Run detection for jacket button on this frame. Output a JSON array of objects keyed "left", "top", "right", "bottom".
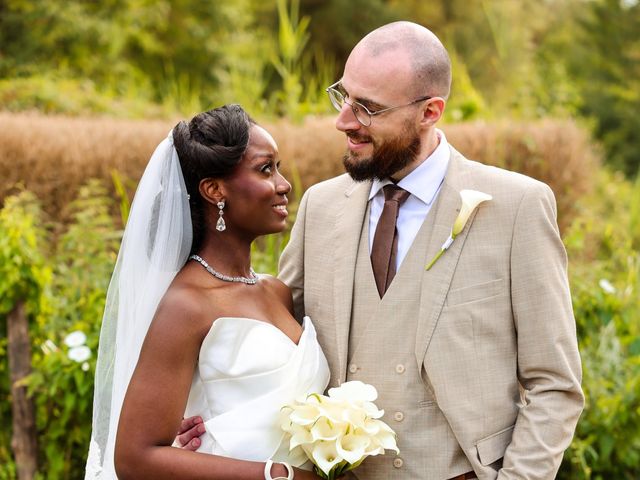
[
  {"left": 395, "top": 364, "right": 405, "bottom": 374},
  {"left": 393, "top": 457, "right": 404, "bottom": 468},
  {"left": 394, "top": 411, "right": 404, "bottom": 422},
  {"left": 348, "top": 364, "right": 358, "bottom": 374}
]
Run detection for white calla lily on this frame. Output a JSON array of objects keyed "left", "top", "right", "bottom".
[
  {"left": 289, "top": 424, "right": 314, "bottom": 450},
  {"left": 342, "top": 408, "right": 368, "bottom": 428},
  {"left": 289, "top": 403, "right": 321, "bottom": 426},
  {"left": 426, "top": 189, "right": 492, "bottom": 270},
  {"left": 317, "top": 398, "right": 351, "bottom": 423},
  {"left": 328, "top": 381, "right": 378, "bottom": 403},
  {"left": 454, "top": 190, "right": 493, "bottom": 235},
  {"left": 371, "top": 424, "right": 399, "bottom": 454},
  {"left": 359, "top": 417, "right": 383, "bottom": 436},
  {"left": 360, "top": 401, "right": 384, "bottom": 419},
  {"left": 310, "top": 416, "right": 344, "bottom": 442},
  {"left": 336, "top": 431, "right": 371, "bottom": 464},
  {"left": 363, "top": 442, "right": 385, "bottom": 456},
  {"left": 311, "top": 441, "right": 344, "bottom": 476}
]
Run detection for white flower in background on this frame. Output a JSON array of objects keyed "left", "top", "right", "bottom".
[
  {"left": 68, "top": 345, "right": 91, "bottom": 363},
  {"left": 599, "top": 279, "right": 616, "bottom": 294},
  {"left": 41, "top": 339, "right": 59, "bottom": 355},
  {"left": 64, "top": 330, "right": 87, "bottom": 348},
  {"left": 82, "top": 362, "right": 90, "bottom": 372},
  {"left": 281, "top": 381, "right": 399, "bottom": 479}
]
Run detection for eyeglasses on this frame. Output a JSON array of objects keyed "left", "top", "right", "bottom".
[{"left": 326, "top": 81, "right": 431, "bottom": 127}]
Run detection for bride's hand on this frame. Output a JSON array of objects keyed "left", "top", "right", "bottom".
[{"left": 174, "top": 415, "right": 205, "bottom": 451}]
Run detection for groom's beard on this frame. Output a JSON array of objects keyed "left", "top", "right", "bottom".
[{"left": 342, "top": 124, "right": 421, "bottom": 182}]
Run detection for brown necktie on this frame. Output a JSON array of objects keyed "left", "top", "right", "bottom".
[{"left": 371, "top": 185, "right": 411, "bottom": 298}]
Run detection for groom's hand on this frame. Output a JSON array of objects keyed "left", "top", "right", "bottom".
[{"left": 174, "top": 416, "right": 204, "bottom": 451}]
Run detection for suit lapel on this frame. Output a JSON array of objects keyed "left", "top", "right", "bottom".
[
  {"left": 414, "top": 149, "right": 476, "bottom": 365},
  {"left": 333, "top": 180, "right": 371, "bottom": 383}
]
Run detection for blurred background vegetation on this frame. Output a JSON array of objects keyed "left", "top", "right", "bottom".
[
  {"left": 1, "top": 0, "right": 639, "bottom": 175},
  {"left": 0, "top": 0, "right": 639, "bottom": 478}
]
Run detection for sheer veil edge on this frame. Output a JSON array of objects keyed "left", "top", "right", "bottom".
[{"left": 85, "top": 132, "right": 192, "bottom": 478}]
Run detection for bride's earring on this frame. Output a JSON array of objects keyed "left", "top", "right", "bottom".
[{"left": 216, "top": 200, "right": 226, "bottom": 232}]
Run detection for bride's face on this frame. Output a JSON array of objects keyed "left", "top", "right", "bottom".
[{"left": 220, "top": 125, "right": 291, "bottom": 237}]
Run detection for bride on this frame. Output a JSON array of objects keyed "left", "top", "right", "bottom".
[{"left": 86, "top": 105, "right": 329, "bottom": 479}]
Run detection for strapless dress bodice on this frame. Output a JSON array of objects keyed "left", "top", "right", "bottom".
[{"left": 184, "top": 316, "right": 329, "bottom": 465}]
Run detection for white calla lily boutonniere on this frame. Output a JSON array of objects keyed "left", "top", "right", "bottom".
[{"left": 425, "top": 189, "right": 492, "bottom": 270}]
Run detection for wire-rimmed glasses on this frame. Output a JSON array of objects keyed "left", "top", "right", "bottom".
[{"left": 325, "top": 81, "right": 431, "bottom": 126}]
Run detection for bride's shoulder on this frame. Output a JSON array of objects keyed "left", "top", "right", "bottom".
[
  {"left": 155, "top": 281, "right": 217, "bottom": 333},
  {"left": 257, "top": 274, "right": 290, "bottom": 294},
  {"left": 257, "top": 274, "right": 294, "bottom": 313}
]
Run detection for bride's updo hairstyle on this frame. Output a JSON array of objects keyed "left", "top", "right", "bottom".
[{"left": 172, "top": 104, "right": 256, "bottom": 253}]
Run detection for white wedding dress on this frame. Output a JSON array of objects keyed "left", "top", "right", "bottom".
[{"left": 183, "top": 316, "right": 329, "bottom": 466}]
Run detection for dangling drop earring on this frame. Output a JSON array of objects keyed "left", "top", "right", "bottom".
[{"left": 216, "top": 200, "right": 226, "bottom": 232}]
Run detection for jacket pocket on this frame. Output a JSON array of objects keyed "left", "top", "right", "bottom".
[
  {"left": 475, "top": 424, "right": 514, "bottom": 466},
  {"left": 445, "top": 278, "right": 504, "bottom": 307}
]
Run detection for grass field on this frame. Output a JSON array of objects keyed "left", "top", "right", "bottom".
[{"left": 0, "top": 112, "right": 597, "bottom": 232}]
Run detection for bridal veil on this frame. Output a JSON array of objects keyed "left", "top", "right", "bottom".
[{"left": 85, "top": 132, "right": 192, "bottom": 478}]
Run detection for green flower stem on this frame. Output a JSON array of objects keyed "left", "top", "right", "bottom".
[
  {"left": 425, "top": 233, "right": 456, "bottom": 270},
  {"left": 425, "top": 249, "right": 444, "bottom": 270}
]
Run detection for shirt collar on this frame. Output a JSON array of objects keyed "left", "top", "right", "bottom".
[{"left": 369, "top": 128, "right": 450, "bottom": 205}]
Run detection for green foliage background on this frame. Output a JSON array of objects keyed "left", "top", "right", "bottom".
[
  {"left": 1, "top": 0, "right": 639, "bottom": 174},
  {"left": 1, "top": 0, "right": 639, "bottom": 478}
]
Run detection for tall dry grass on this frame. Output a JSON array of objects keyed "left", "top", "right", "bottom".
[{"left": 0, "top": 112, "right": 597, "bottom": 231}]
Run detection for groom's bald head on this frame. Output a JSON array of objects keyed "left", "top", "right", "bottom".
[{"left": 352, "top": 21, "right": 452, "bottom": 99}]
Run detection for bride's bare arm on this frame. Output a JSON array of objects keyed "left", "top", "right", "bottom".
[{"left": 114, "top": 286, "right": 317, "bottom": 479}]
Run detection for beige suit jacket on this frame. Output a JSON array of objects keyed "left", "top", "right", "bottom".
[{"left": 279, "top": 147, "right": 584, "bottom": 479}]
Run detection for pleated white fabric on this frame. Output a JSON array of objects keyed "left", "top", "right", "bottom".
[{"left": 184, "top": 316, "right": 329, "bottom": 466}]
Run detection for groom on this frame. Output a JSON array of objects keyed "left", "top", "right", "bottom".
[
  {"left": 183, "top": 22, "right": 584, "bottom": 479},
  {"left": 279, "top": 21, "right": 584, "bottom": 479}
]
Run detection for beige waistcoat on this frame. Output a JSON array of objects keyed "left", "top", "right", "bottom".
[{"left": 347, "top": 211, "right": 472, "bottom": 479}]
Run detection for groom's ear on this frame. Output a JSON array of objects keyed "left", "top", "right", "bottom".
[{"left": 198, "top": 178, "right": 224, "bottom": 205}]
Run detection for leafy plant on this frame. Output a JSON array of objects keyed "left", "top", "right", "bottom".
[
  {"left": 559, "top": 170, "right": 640, "bottom": 479},
  {"left": 0, "top": 191, "right": 50, "bottom": 479},
  {"left": 28, "top": 181, "right": 121, "bottom": 478},
  {"left": 268, "top": 0, "right": 334, "bottom": 120}
]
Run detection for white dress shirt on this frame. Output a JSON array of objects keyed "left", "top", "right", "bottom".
[{"left": 368, "top": 129, "right": 450, "bottom": 271}]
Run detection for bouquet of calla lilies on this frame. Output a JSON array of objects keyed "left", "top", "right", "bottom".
[{"left": 280, "top": 381, "right": 399, "bottom": 479}]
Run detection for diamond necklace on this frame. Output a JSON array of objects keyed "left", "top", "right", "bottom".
[{"left": 189, "top": 254, "right": 258, "bottom": 285}]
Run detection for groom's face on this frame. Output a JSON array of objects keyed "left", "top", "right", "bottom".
[
  {"left": 340, "top": 117, "right": 421, "bottom": 182},
  {"left": 334, "top": 46, "right": 423, "bottom": 181}
]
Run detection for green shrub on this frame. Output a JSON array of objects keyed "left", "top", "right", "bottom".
[
  {"left": 0, "top": 191, "right": 50, "bottom": 478},
  {"left": 25, "top": 181, "right": 121, "bottom": 478},
  {"left": 0, "top": 178, "right": 291, "bottom": 478},
  {"left": 2, "top": 166, "right": 638, "bottom": 477},
  {"left": 0, "top": 182, "right": 120, "bottom": 479},
  {"left": 559, "top": 170, "right": 640, "bottom": 479}
]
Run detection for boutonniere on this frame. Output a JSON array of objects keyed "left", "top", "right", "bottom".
[{"left": 425, "top": 189, "right": 492, "bottom": 270}]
